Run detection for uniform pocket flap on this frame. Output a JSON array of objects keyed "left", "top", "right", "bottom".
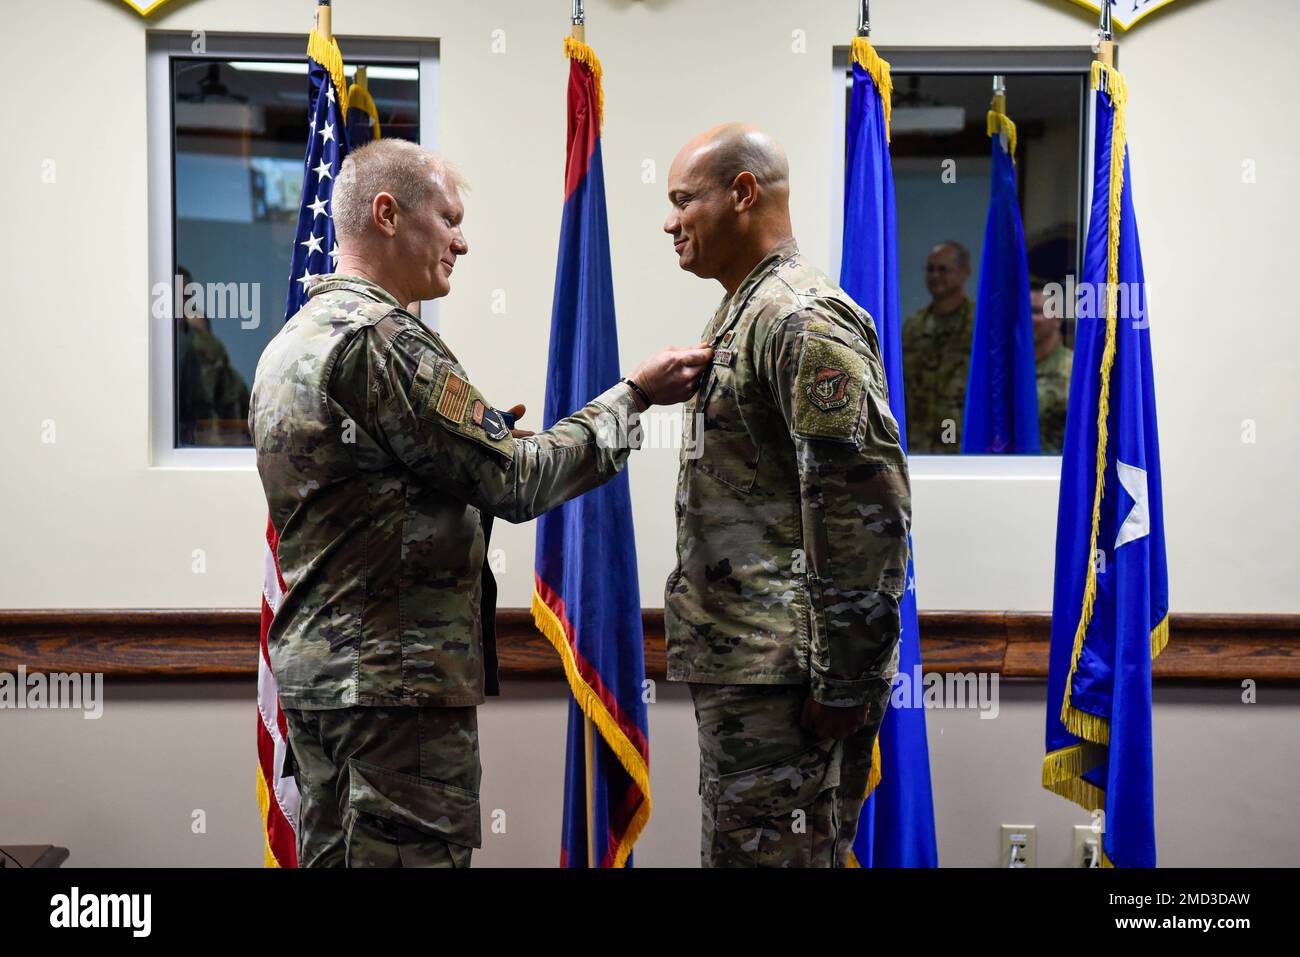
[
  {"left": 712, "top": 741, "right": 842, "bottom": 832},
  {"left": 346, "top": 758, "right": 482, "bottom": 848}
]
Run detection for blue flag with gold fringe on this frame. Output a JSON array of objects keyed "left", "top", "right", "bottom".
[
  {"left": 962, "top": 103, "right": 1039, "bottom": 453},
  {"left": 1042, "top": 61, "right": 1169, "bottom": 868},
  {"left": 531, "top": 37, "right": 651, "bottom": 868},
  {"left": 839, "top": 36, "right": 938, "bottom": 869}
]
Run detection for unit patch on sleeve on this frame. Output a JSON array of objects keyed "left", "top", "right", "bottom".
[{"left": 793, "top": 335, "right": 867, "bottom": 442}]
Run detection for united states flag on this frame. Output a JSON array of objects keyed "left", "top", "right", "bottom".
[{"left": 256, "top": 24, "right": 351, "bottom": 869}]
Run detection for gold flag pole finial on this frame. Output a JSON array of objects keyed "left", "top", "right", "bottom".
[
  {"left": 571, "top": 0, "right": 585, "bottom": 43},
  {"left": 1096, "top": 1, "right": 1114, "bottom": 66}
]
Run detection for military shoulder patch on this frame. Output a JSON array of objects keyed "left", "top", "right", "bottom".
[
  {"left": 793, "top": 336, "right": 867, "bottom": 443},
  {"left": 471, "top": 399, "right": 510, "bottom": 441}
]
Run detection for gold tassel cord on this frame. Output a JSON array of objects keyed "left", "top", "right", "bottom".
[
  {"left": 850, "top": 36, "right": 892, "bottom": 142},
  {"left": 563, "top": 36, "right": 605, "bottom": 130},
  {"left": 531, "top": 590, "right": 651, "bottom": 867},
  {"left": 307, "top": 27, "right": 349, "bottom": 118}
]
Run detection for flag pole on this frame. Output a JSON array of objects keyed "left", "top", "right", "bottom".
[
  {"left": 315, "top": 0, "right": 331, "bottom": 40},
  {"left": 570, "top": 0, "right": 596, "bottom": 869},
  {"left": 1096, "top": 0, "right": 1114, "bottom": 66},
  {"left": 857, "top": 0, "right": 869, "bottom": 36},
  {"left": 571, "top": 0, "right": 585, "bottom": 43}
]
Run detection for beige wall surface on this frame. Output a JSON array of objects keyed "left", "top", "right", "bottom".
[
  {"left": 2, "top": 0, "right": 1298, "bottom": 868},
  {"left": 2, "top": 680, "right": 1297, "bottom": 867}
]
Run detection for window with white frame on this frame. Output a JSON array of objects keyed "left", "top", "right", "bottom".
[
  {"left": 146, "top": 33, "right": 437, "bottom": 462},
  {"left": 829, "top": 46, "right": 1096, "bottom": 460}
]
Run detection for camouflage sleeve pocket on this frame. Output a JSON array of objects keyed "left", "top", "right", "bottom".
[{"left": 792, "top": 335, "right": 868, "bottom": 444}]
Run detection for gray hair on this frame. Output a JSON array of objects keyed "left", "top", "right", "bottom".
[{"left": 332, "top": 139, "right": 466, "bottom": 238}]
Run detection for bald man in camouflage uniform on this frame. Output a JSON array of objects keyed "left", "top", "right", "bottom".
[
  {"left": 251, "top": 139, "right": 709, "bottom": 867},
  {"left": 663, "top": 124, "right": 910, "bottom": 868},
  {"left": 901, "top": 242, "right": 975, "bottom": 453}
]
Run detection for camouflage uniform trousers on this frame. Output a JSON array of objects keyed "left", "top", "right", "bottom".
[
  {"left": 283, "top": 705, "right": 482, "bottom": 867},
  {"left": 689, "top": 684, "right": 882, "bottom": 868}
]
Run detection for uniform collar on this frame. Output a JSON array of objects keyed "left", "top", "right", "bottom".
[
  {"left": 708, "top": 237, "right": 800, "bottom": 342},
  {"left": 727, "top": 237, "right": 799, "bottom": 309},
  {"left": 306, "top": 273, "right": 405, "bottom": 309}
]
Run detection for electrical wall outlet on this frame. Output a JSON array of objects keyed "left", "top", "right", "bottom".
[
  {"left": 1000, "top": 824, "right": 1036, "bottom": 868},
  {"left": 1073, "top": 824, "right": 1103, "bottom": 868}
]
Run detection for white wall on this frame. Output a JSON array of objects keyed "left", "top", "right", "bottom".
[{"left": 2, "top": 0, "right": 1298, "bottom": 867}]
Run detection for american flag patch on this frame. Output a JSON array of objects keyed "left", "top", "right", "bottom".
[{"left": 436, "top": 371, "right": 472, "bottom": 423}]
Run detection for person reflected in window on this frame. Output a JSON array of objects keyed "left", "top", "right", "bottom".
[
  {"left": 901, "top": 241, "right": 974, "bottom": 453},
  {"left": 175, "top": 265, "right": 251, "bottom": 446},
  {"left": 1030, "top": 276, "right": 1072, "bottom": 454}
]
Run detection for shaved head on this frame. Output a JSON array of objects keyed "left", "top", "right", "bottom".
[
  {"left": 685, "top": 123, "right": 790, "bottom": 192},
  {"left": 665, "top": 123, "right": 795, "bottom": 292}
]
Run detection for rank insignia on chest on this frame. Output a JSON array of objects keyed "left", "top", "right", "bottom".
[
  {"left": 472, "top": 399, "right": 510, "bottom": 440},
  {"left": 807, "top": 367, "right": 850, "bottom": 411},
  {"left": 719, "top": 330, "right": 736, "bottom": 349}
]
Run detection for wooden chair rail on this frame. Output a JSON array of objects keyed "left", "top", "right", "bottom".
[{"left": 0, "top": 609, "right": 1295, "bottom": 682}]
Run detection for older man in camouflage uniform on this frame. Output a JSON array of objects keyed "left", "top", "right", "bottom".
[
  {"left": 250, "top": 139, "right": 710, "bottom": 867},
  {"left": 901, "top": 242, "right": 974, "bottom": 453},
  {"left": 662, "top": 124, "right": 911, "bottom": 868}
]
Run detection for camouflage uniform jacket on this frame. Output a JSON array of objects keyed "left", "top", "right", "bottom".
[
  {"left": 1036, "top": 341, "right": 1073, "bottom": 454},
  {"left": 901, "top": 296, "right": 975, "bottom": 453},
  {"left": 250, "top": 275, "right": 641, "bottom": 710},
  {"left": 665, "top": 239, "right": 911, "bottom": 708}
]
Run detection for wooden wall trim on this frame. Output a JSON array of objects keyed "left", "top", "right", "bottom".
[{"left": 0, "top": 608, "right": 1296, "bottom": 682}]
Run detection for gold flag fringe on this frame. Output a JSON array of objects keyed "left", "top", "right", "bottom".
[
  {"left": 1060, "top": 60, "right": 1132, "bottom": 733},
  {"left": 844, "top": 736, "right": 884, "bottom": 868},
  {"left": 531, "top": 590, "right": 651, "bottom": 867},
  {"left": 307, "top": 27, "right": 349, "bottom": 117},
  {"left": 986, "top": 109, "right": 1018, "bottom": 161},
  {"left": 255, "top": 764, "right": 284, "bottom": 868},
  {"left": 850, "top": 36, "right": 892, "bottom": 142},
  {"left": 345, "top": 82, "right": 382, "bottom": 140},
  {"left": 563, "top": 36, "right": 605, "bottom": 129}
]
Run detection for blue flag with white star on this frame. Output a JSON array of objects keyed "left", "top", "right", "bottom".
[
  {"left": 284, "top": 30, "right": 350, "bottom": 322},
  {"left": 838, "top": 37, "right": 938, "bottom": 869},
  {"left": 1042, "top": 62, "right": 1169, "bottom": 868}
]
